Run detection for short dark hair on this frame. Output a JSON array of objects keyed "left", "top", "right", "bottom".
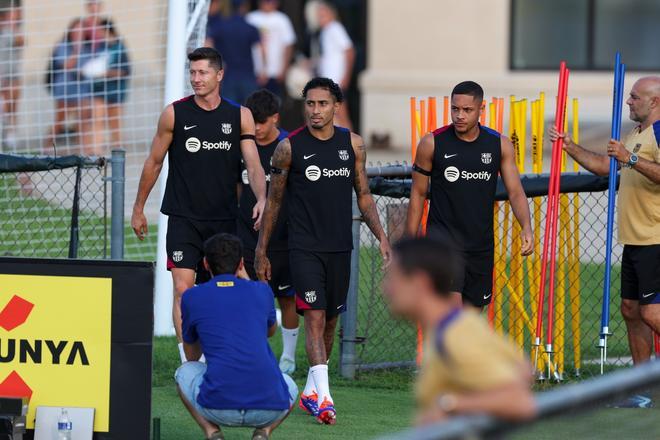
[
  {"left": 203, "top": 233, "right": 243, "bottom": 276},
  {"left": 392, "top": 237, "right": 459, "bottom": 297},
  {"left": 245, "top": 89, "right": 281, "bottom": 123},
  {"left": 302, "top": 77, "right": 344, "bottom": 103},
  {"left": 187, "top": 47, "right": 223, "bottom": 71},
  {"left": 451, "top": 81, "right": 484, "bottom": 102},
  {"left": 98, "top": 18, "right": 117, "bottom": 38}
]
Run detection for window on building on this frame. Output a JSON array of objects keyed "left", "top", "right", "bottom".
[{"left": 510, "top": 0, "right": 660, "bottom": 70}]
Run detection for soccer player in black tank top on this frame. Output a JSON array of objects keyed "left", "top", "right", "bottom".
[
  {"left": 406, "top": 81, "right": 533, "bottom": 310},
  {"left": 240, "top": 89, "right": 300, "bottom": 376},
  {"left": 130, "top": 48, "right": 267, "bottom": 364},
  {"left": 255, "top": 78, "right": 392, "bottom": 425}
]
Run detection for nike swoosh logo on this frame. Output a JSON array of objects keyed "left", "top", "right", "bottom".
[
  {"left": 303, "top": 154, "right": 316, "bottom": 160},
  {"left": 184, "top": 125, "right": 197, "bottom": 130},
  {"left": 642, "top": 292, "right": 657, "bottom": 298},
  {"left": 444, "top": 153, "right": 458, "bottom": 159},
  {"left": 483, "top": 293, "right": 492, "bottom": 300},
  {"left": 278, "top": 285, "right": 291, "bottom": 291},
  {"left": 337, "top": 305, "right": 343, "bottom": 309}
]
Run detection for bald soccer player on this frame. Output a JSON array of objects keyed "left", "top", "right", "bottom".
[{"left": 550, "top": 76, "right": 660, "bottom": 408}]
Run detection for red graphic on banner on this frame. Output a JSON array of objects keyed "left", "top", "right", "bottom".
[
  {"left": 0, "top": 295, "right": 35, "bottom": 398},
  {"left": 0, "top": 371, "right": 32, "bottom": 399},
  {"left": 0, "top": 295, "right": 34, "bottom": 331}
]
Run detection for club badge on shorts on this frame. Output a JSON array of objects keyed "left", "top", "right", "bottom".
[
  {"left": 221, "top": 123, "right": 232, "bottom": 135},
  {"left": 172, "top": 251, "right": 183, "bottom": 263},
  {"left": 338, "top": 149, "right": 349, "bottom": 161},
  {"left": 304, "top": 290, "right": 317, "bottom": 303},
  {"left": 481, "top": 152, "right": 492, "bottom": 164}
]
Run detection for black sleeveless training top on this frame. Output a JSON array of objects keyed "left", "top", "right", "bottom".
[
  {"left": 161, "top": 96, "right": 242, "bottom": 220},
  {"left": 427, "top": 124, "right": 502, "bottom": 252},
  {"left": 238, "top": 128, "right": 289, "bottom": 252},
  {"left": 287, "top": 126, "right": 355, "bottom": 252}
]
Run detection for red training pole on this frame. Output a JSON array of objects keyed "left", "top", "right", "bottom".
[
  {"left": 533, "top": 62, "right": 568, "bottom": 375},
  {"left": 545, "top": 67, "right": 570, "bottom": 376}
]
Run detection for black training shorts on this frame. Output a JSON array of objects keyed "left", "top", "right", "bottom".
[
  {"left": 166, "top": 215, "right": 237, "bottom": 283},
  {"left": 621, "top": 244, "right": 660, "bottom": 305},
  {"left": 244, "top": 249, "right": 294, "bottom": 298},
  {"left": 290, "top": 249, "right": 351, "bottom": 318},
  {"left": 450, "top": 250, "right": 494, "bottom": 308}
]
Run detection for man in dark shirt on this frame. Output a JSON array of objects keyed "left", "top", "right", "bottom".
[
  {"left": 175, "top": 233, "right": 297, "bottom": 440},
  {"left": 206, "top": 0, "right": 263, "bottom": 104}
]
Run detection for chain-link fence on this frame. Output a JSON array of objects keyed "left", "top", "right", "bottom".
[
  {"left": 0, "top": 153, "right": 108, "bottom": 259},
  {"left": 340, "top": 166, "right": 629, "bottom": 380}
]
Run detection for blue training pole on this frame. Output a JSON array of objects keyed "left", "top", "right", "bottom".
[{"left": 600, "top": 53, "right": 625, "bottom": 374}]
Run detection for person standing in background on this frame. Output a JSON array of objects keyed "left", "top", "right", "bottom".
[
  {"left": 91, "top": 18, "right": 130, "bottom": 151},
  {"left": 206, "top": 0, "right": 263, "bottom": 105},
  {"left": 246, "top": 0, "right": 296, "bottom": 99},
  {"left": 44, "top": 18, "right": 94, "bottom": 153},
  {"left": 315, "top": 1, "right": 354, "bottom": 130},
  {"left": 0, "top": 0, "right": 24, "bottom": 150}
]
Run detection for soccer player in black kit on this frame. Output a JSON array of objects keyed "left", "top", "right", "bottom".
[
  {"left": 240, "top": 89, "right": 300, "bottom": 375},
  {"left": 406, "top": 81, "right": 533, "bottom": 310},
  {"left": 131, "top": 47, "right": 267, "bottom": 362},
  {"left": 255, "top": 77, "right": 391, "bottom": 425}
]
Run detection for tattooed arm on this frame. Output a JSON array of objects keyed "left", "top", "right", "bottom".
[
  {"left": 351, "top": 133, "right": 392, "bottom": 264},
  {"left": 255, "top": 138, "right": 291, "bottom": 280}
]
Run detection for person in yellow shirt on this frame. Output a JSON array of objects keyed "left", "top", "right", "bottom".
[
  {"left": 382, "top": 237, "right": 536, "bottom": 424},
  {"left": 550, "top": 76, "right": 660, "bottom": 407}
]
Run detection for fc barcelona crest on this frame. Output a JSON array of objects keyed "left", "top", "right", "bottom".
[
  {"left": 481, "top": 152, "right": 492, "bottom": 164},
  {"left": 338, "top": 149, "right": 349, "bottom": 161},
  {"left": 221, "top": 123, "right": 232, "bottom": 135}
]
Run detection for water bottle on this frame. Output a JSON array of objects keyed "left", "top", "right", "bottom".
[{"left": 57, "top": 408, "right": 72, "bottom": 440}]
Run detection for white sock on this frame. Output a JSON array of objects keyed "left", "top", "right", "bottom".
[
  {"left": 280, "top": 326, "right": 299, "bottom": 361},
  {"left": 303, "top": 367, "right": 317, "bottom": 396},
  {"left": 178, "top": 343, "right": 187, "bottom": 364},
  {"left": 310, "top": 364, "right": 332, "bottom": 403}
]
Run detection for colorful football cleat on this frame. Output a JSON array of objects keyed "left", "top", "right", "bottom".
[
  {"left": 298, "top": 392, "right": 319, "bottom": 416},
  {"left": 316, "top": 397, "right": 336, "bottom": 425}
]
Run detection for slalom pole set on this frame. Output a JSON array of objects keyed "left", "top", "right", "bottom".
[{"left": 599, "top": 53, "right": 626, "bottom": 374}]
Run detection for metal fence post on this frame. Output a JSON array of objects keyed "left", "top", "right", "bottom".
[
  {"left": 340, "top": 193, "right": 361, "bottom": 379},
  {"left": 110, "top": 149, "right": 126, "bottom": 260}
]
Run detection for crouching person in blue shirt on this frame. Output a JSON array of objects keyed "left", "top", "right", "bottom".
[{"left": 175, "top": 233, "right": 298, "bottom": 440}]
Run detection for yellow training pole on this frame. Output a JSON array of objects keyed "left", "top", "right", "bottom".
[
  {"left": 508, "top": 98, "right": 523, "bottom": 346},
  {"left": 530, "top": 99, "right": 540, "bottom": 312},
  {"left": 490, "top": 101, "right": 500, "bottom": 329},
  {"left": 514, "top": 99, "right": 526, "bottom": 350},
  {"left": 533, "top": 93, "right": 545, "bottom": 314},
  {"left": 569, "top": 98, "right": 582, "bottom": 375},
  {"left": 507, "top": 98, "right": 517, "bottom": 338},
  {"left": 494, "top": 98, "right": 507, "bottom": 334}
]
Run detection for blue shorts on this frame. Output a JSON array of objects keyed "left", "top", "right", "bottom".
[{"left": 175, "top": 362, "right": 298, "bottom": 428}]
